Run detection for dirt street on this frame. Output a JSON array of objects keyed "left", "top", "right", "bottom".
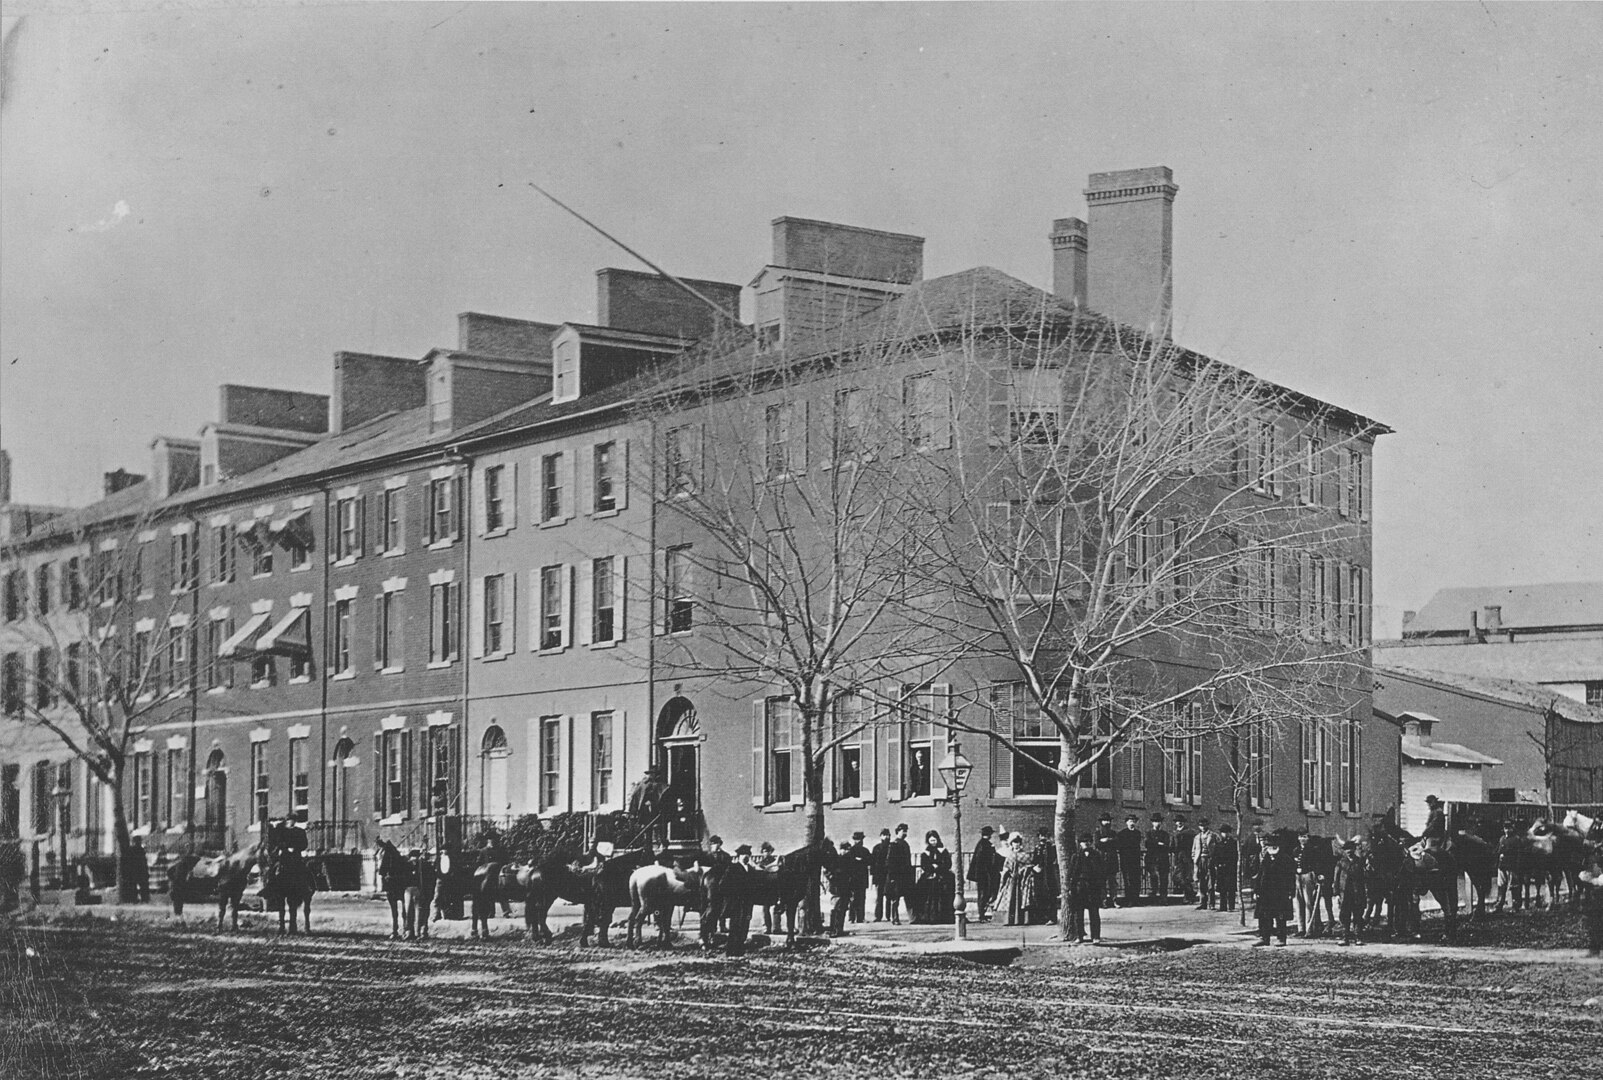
[{"left": 4, "top": 906, "right": 1599, "bottom": 1079}]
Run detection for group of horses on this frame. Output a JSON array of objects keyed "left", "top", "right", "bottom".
[
  {"left": 1298, "top": 808, "right": 1598, "bottom": 942},
  {"left": 166, "top": 824, "right": 317, "bottom": 934},
  {"left": 372, "top": 836, "right": 838, "bottom": 953}
]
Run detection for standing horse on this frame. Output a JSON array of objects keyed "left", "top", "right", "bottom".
[
  {"left": 259, "top": 825, "right": 315, "bottom": 935},
  {"left": 627, "top": 862, "right": 702, "bottom": 946},
  {"left": 1448, "top": 831, "right": 1497, "bottom": 919},
  {"left": 375, "top": 839, "right": 415, "bottom": 940},
  {"left": 407, "top": 850, "right": 439, "bottom": 940},
  {"left": 712, "top": 840, "right": 839, "bottom": 949},
  {"left": 524, "top": 847, "right": 653, "bottom": 946},
  {"left": 1363, "top": 828, "right": 1412, "bottom": 937},
  {"left": 168, "top": 846, "right": 258, "bottom": 931}
]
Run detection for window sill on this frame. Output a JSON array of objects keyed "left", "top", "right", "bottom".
[
  {"left": 588, "top": 638, "right": 619, "bottom": 650},
  {"left": 288, "top": 676, "right": 310, "bottom": 685},
  {"left": 428, "top": 540, "right": 456, "bottom": 552},
  {"left": 165, "top": 825, "right": 187, "bottom": 835},
  {"left": 537, "top": 645, "right": 568, "bottom": 656},
  {"left": 592, "top": 507, "right": 620, "bottom": 519},
  {"left": 538, "top": 518, "right": 569, "bottom": 530},
  {"left": 332, "top": 557, "right": 357, "bottom": 569},
  {"left": 427, "top": 660, "right": 456, "bottom": 670},
  {"left": 829, "top": 799, "right": 872, "bottom": 810},
  {"left": 761, "top": 802, "right": 800, "bottom": 814},
  {"left": 206, "top": 687, "right": 228, "bottom": 695},
  {"left": 483, "top": 528, "right": 511, "bottom": 541},
  {"left": 378, "top": 814, "right": 405, "bottom": 827},
  {"left": 379, "top": 666, "right": 404, "bottom": 676},
  {"left": 249, "top": 682, "right": 275, "bottom": 691},
  {"left": 986, "top": 796, "right": 1057, "bottom": 807},
  {"left": 137, "top": 591, "right": 155, "bottom": 602},
  {"left": 898, "top": 796, "right": 941, "bottom": 808},
  {"left": 290, "top": 565, "right": 312, "bottom": 574},
  {"left": 481, "top": 652, "right": 511, "bottom": 664},
  {"left": 330, "top": 671, "right": 355, "bottom": 682},
  {"left": 382, "top": 548, "right": 407, "bottom": 558},
  {"left": 246, "top": 823, "right": 260, "bottom": 834},
  {"left": 251, "top": 572, "right": 274, "bottom": 580}
]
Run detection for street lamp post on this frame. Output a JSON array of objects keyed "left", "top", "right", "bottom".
[
  {"left": 937, "top": 742, "right": 974, "bottom": 941},
  {"left": 50, "top": 779, "right": 69, "bottom": 893}
]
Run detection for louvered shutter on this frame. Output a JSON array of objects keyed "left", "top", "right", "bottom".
[
  {"left": 473, "top": 469, "right": 487, "bottom": 537},
  {"left": 990, "top": 684, "right": 1013, "bottom": 800},
  {"left": 373, "top": 595, "right": 385, "bottom": 670},
  {"left": 355, "top": 495, "right": 367, "bottom": 558},
  {"left": 790, "top": 710, "right": 805, "bottom": 807},
  {"left": 929, "top": 685, "right": 950, "bottom": 800},
  {"left": 616, "top": 440, "right": 629, "bottom": 510},
  {"left": 752, "top": 700, "right": 766, "bottom": 806},
  {"left": 795, "top": 400, "right": 809, "bottom": 473},
  {"left": 506, "top": 462, "right": 518, "bottom": 529},
  {"left": 863, "top": 718, "right": 877, "bottom": 804},
  {"left": 506, "top": 572, "right": 517, "bottom": 653},
  {"left": 469, "top": 577, "right": 485, "bottom": 658},
  {"left": 567, "top": 453, "right": 579, "bottom": 523},
  {"left": 401, "top": 729, "right": 414, "bottom": 816},
  {"left": 571, "top": 713, "right": 591, "bottom": 812},
  {"left": 577, "top": 559, "right": 594, "bottom": 647},
  {"left": 887, "top": 714, "right": 903, "bottom": 802},
  {"left": 821, "top": 702, "right": 834, "bottom": 804},
  {"left": 580, "top": 444, "right": 594, "bottom": 517},
  {"left": 451, "top": 475, "right": 465, "bottom": 541},
  {"left": 560, "top": 565, "right": 573, "bottom": 650},
  {"left": 373, "top": 733, "right": 383, "bottom": 814},
  {"left": 527, "top": 570, "right": 541, "bottom": 652},
  {"left": 614, "top": 556, "right": 627, "bottom": 643}
]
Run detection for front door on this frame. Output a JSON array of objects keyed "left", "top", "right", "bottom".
[{"left": 662, "top": 742, "right": 700, "bottom": 845}]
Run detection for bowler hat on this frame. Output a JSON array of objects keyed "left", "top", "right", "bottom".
[
  {"left": 1425, "top": 794, "right": 1442, "bottom": 805},
  {"left": 980, "top": 826, "right": 994, "bottom": 835},
  {"left": 851, "top": 830, "right": 865, "bottom": 840},
  {"left": 734, "top": 844, "right": 753, "bottom": 856},
  {"left": 708, "top": 835, "right": 723, "bottom": 845}
]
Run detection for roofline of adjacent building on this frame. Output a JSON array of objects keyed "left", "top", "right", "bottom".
[{"left": 1373, "top": 660, "right": 1603, "bottom": 725}]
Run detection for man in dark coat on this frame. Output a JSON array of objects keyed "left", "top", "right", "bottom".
[
  {"left": 1065, "top": 833, "right": 1107, "bottom": 943},
  {"left": 1253, "top": 833, "right": 1297, "bottom": 946},
  {"left": 1333, "top": 838, "right": 1367, "bottom": 945},
  {"left": 967, "top": 825, "right": 1001, "bottom": 921},
  {"left": 1144, "top": 814, "right": 1171, "bottom": 902},
  {"left": 1213, "top": 824, "right": 1240, "bottom": 911},
  {"left": 1193, "top": 818, "right": 1218, "bottom": 910},
  {"left": 628, "top": 765, "right": 669, "bottom": 843},
  {"left": 696, "top": 835, "right": 733, "bottom": 937},
  {"left": 1421, "top": 795, "right": 1448, "bottom": 848},
  {"left": 1111, "top": 815, "right": 1144, "bottom": 907},
  {"left": 827, "top": 841, "right": 855, "bottom": 936},
  {"left": 1029, "top": 828, "right": 1060, "bottom": 925},
  {"left": 1093, "top": 813, "right": 1119, "bottom": 907},
  {"left": 1294, "top": 828, "right": 1335, "bottom": 937},
  {"left": 884, "top": 824, "right": 914, "bottom": 925},
  {"left": 1494, "top": 820, "right": 1526, "bottom": 913},
  {"left": 845, "top": 831, "right": 873, "bottom": 923},
  {"left": 869, "top": 828, "right": 891, "bottom": 921}
]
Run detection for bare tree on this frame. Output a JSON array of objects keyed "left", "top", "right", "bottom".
[
  {"left": 629, "top": 322, "right": 966, "bottom": 930},
  {"left": 2, "top": 513, "right": 195, "bottom": 901},
  {"left": 894, "top": 293, "right": 1380, "bottom": 934}
]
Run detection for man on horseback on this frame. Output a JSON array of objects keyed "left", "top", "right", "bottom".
[
  {"left": 628, "top": 765, "right": 669, "bottom": 846},
  {"left": 1421, "top": 795, "right": 1448, "bottom": 851}
]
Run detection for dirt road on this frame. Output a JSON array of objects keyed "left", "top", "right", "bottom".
[{"left": 5, "top": 913, "right": 1599, "bottom": 1079}]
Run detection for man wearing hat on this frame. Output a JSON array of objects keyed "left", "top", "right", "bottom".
[
  {"left": 1094, "top": 813, "right": 1119, "bottom": 907},
  {"left": 885, "top": 824, "right": 915, "bottom": 925},
  {"left": 1065, "top": 833, "right": 1107, "bottom": 943},
  {"left": 1145, "top": 814, "right": 1171, "bottom": 903},
  {"left": 1333, "top": 838, "right": 1366, "bottom": 946},
  {"left": 1193, "top": 818, "right": 1218, "bottom": 910},
  {"left": 828, "top": 841, "right": 855, "bottom": 936},
  {"left": 1421, "top": 795, "right": 1448, "bottom": 849},
  {"left": 1214, "top": 823, "right": 1240, "bottom": 911},
  {"left": 846, "top": 830, "right": 873, "bottom": 923},
  {"left": 1253, "top": 831, "right": 1297, "bottom": 947},
  {"left": 628, "top": 765, "right": 669, "bottom": 844},
  {"left": 967, "top": 825, "right": 1002, "bottom": 921},
  {"left": 697, "top": 835, "right": 733, "bottom": 936},
  {"left": 869, "top": 828, "right": 892, "bottom": 921},
  {"left": 1111, "top": 814, "right": 1145, "bottom": 907},
  {"left": 1494, "top": 820, "right": 1525, "bottom": 913},
  {"left": 1172, "top": 814, "right": 1197, "bottom": 904}
]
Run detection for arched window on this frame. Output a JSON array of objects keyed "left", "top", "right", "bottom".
[{"left": 480, "top": 724, "right": 510, "bottom": 818}]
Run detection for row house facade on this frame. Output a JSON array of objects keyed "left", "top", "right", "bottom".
[{"left": 3, "top": 167, "right": 1400, "bottom": 882}]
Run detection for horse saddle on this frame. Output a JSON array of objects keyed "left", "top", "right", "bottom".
[{"left": 190, "top": 856, "right": 227, "bottom": 880}]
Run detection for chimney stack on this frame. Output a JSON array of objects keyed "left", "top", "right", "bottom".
[
  {"left": 1084, "top": 166, "right": 1177, "bottom": 337},
  {"left": 1050, "top": 218, "right": 1088, "bottom": 308},
  {"left": 1484, "top": 605, "right": 1503, "bottom": 636},
  {"left": 103, "top": 469, "right": 145, "bottom": 497}
]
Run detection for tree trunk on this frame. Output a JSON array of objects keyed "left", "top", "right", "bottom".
[
  {"left": 1234, "top": 797, "right": 1247, "bottom": 928},
  {"left": 110, "top": 772, "right": 137, "bottom": 904},
  {"left": 800, "top": 702, "right": 825, "bottom": 934},
  {"left": 1054, "top": 730, "right": 1077, "bottom": 937}
]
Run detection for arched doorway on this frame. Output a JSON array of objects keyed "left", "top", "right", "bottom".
[
  {"left": 480, "top": 725, "right": 510, "bottom": 819},
  {"left": 655, "top": 697, "right": 701, "bottom": 845},
  {"left": 201, "top": 749, "right": 227, "bottom": 833},
  {"left": 328, "top": 738, "right": 356, "bottom": 850}
]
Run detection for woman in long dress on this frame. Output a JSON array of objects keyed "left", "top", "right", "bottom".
[
  {"left": 915, "top": 831, "right": 955, "bottom": 924},
  {"left": 996, "top": 834, "right": 1033, "bottom": 926}
]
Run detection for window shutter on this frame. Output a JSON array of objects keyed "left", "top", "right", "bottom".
[
  {"left": 1190, "top": 738, "right": 1203, "bottom": 806},
  {"left": 990, "top": 684, "right": 1013, "bottom": 801},
  {"left": 567, "top": 453, "right": 579, "bottom": 523},
  {"left": 560, "top": 564, "right": 573, "bottom": 650},
  {"left": 451, "top": 475, "right": 465, "bottom": 541},
  {"left": 373, "top": 735, "right": 385, "bottom": 814},
  {"left": 752, "top": 701, "right": 766, "bottom": 807},
  {"left": 822, "top": 704, "right": 835, "bottom": 805},
  {"left": 506, "top": 462, "right": 518, "bottom": 529},
  {"left": 887, "top": 716, "right": 903, "bottom": 802},
  {"left": 614, "top": 556, "right": 627, "bottom": 644},
  {"left": 653, "top": 549, "right": 666, "bottom": 637},
  {"left": 930, "top": 685, "right": 950, "bottom": 800},
  {"left": 373, "top": 595, "right": 385, "bottom": 670},
  {"left": 469, "top": 577, "right": 485, "bottom": 659},
  {"left": 580, "top": 445, "right": 595, "bottom": 516},
  {"left": 935, "top": 375, "right": 953, "bottom": 450},
  {"left": 795, "top": 400, "right": 809, "bottom": 473},
  {"left": 863, "top": 719, "right": 877, "bottom": 803},
  {"left": 790, "top": 717, "right": 804, "bottom": 807},
  {"left": 400, "top": 729, "right": 413, "bottom": 816},
  {"left": 355, "top": 495, "right": 367, "bottom": 558},
  {"left": 527, "top": 570, "right": 541, "bottom": 652},
  {"left": 473, "top": 469, "right": 487, "bottom": 537},
  {"left": 571, "top": 713, "right": 591, "bottom": 812},
  {"left": 616, "top": 440, "right": 629, "bottom": 511},
  {"left": 577, "top": 559, "right": 594, "bottom": 647},
  {"left": 506, "top": 572, "right": 517, "bottom": 653}
]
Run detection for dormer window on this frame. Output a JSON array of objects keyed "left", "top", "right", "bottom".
[{"left": 553, "top": 336, "right": 580, "bottom": 404}]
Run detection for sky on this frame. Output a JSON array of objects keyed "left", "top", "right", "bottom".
[{"left": 1, "top": 2, "right": 1599, "bottom": 636}]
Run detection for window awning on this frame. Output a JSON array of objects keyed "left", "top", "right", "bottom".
[
  {"left": 255, "top": 608, "right": 310, "bottom": 657},
  {"left": 218, "top": 612, "right": 272, "bottom": 658},
  {"left": 269, "top": 507, "right": 313, "bottom": 538}
]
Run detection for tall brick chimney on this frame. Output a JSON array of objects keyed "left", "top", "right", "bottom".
[
  {"left": 1050, "top": 217, "right": 1088, "bottom": 308},
  {"left": 1085, "top": 166, "right": 1177, "bottom": 337}
]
